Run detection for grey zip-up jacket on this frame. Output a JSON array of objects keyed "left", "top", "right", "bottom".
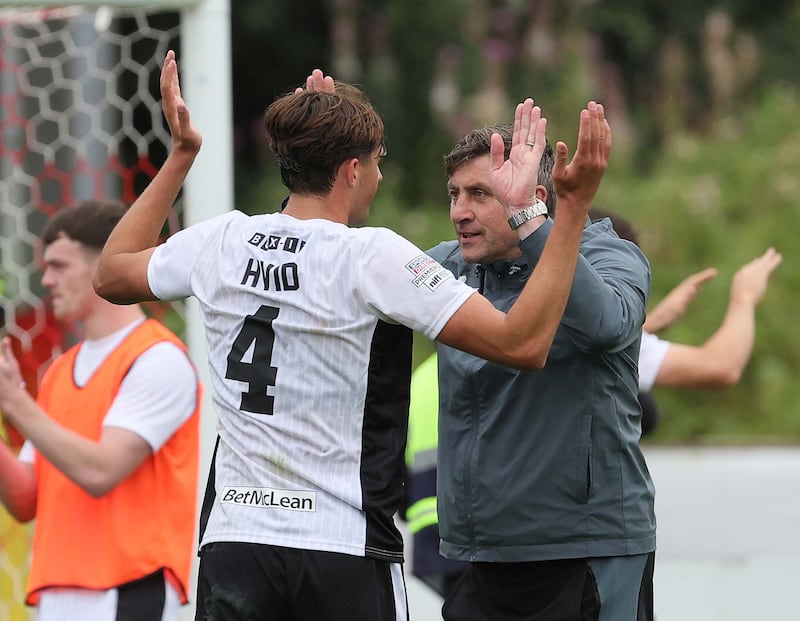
[{"left": 427, "top": 217, "right": 655, "bottom": 562}]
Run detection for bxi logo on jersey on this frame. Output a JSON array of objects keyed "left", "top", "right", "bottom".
[
  {"left": 405, "top": 254, "right": 451, "bottom": 291},
  {"left": 247, "top": 233, "right": 306, "bottom": 253}
]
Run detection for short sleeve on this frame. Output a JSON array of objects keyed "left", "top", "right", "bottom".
[
  {"left": 638, "top": 330, "right": 671, "bottom": 392},
  {"left": 148, "top": 212, "right": 239, "bottom": 300},
  {"left": 102, "top": 342, "right": 198, "bottom": 451},
  {"left": 18, "top": 440, "right": 35, "bottom": 464},
  {"left": 355, "top": 229, "right": 474, "bottom": 340}
]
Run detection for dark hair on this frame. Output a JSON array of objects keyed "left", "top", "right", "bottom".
[
  {"left": 588, "top": 207, "right": 640, "bottom": 247},
  {"left": 41, "top": 199, "right": 128, "bottom": 251},
  {"left": 444, "top": 124, "right": 556, "bottom": 216},
  {"left": 263, "top": 83, "right": 385, "bottom": 196}
]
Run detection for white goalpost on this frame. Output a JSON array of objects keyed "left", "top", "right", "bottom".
[{"left": 0, "top": 2, "right": 230, "bottom": 618}]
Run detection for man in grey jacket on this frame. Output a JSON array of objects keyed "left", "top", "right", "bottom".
[{"left": 427, "top": 124, "right": 655, "bottom": 621}]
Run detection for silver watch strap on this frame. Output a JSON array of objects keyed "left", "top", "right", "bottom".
[{"left": 507, "top": 199, "right": 548, "bottom": 230}]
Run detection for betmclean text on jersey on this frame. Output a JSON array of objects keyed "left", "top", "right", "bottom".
[{"left": 221, "top": 486, "right": 316, "bottom": 512}]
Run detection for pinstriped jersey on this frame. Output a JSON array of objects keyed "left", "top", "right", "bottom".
[{"left": 147, "top": 210, "right": 473, "bottom": 561}]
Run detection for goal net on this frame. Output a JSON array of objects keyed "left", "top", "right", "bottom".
[{"left": 0, "top": 4, "right": 203, "bottom": 617}]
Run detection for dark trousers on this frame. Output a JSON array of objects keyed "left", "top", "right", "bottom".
[
  {"left": 442, "top": 552, "right": 655, "bottom": 621},
  {"left": 442, "top": 558, "right": 601, "bottom": 621}
]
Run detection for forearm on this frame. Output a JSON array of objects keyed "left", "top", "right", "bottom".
[
  {"left": 437, "top": 208, "right": 586, "bottom": 369},
  {"left": 120, "top": 149, "right": 196, "bottom": 250},
  {"left": 644, "top": 294, "right": 691, "bottom": 333},
  {"left": 0, "top": 441, "right": 36, "bottom": 522},
  {"left": 642, "top": 306, "right": 673, "bottom": 334},
  {"left": 95, "top": 149, "right": 197, "bottom": 303},
  {"left": 700, "top": 299, "right": 757, "bottom": 385},
  {"left": 503, "top": 207, "right": 587, "bottom": 364},
  {"left": 3, "top": 395, "right": 113, "bottom": 498}
]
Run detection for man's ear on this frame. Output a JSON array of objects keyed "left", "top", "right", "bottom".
[
  {"left": 338, "top": 157, "right": 360, "bottom": 188},
  {"left": 535, "top": 185, "right": 548, "bottom": 204}
]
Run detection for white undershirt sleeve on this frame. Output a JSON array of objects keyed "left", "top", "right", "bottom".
[
  {"left": 18, "top": 440, "right": 34, "bottom": 464},
  {"left": 102, "top": 342, "right": 198, "bottom": 451},
  {"left": 638, "top": 330, "right": 671, "bottom": 393}
]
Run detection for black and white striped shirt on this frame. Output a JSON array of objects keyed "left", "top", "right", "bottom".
[{"left": 148, "top": 210, "right": 473, "bottom": 560}]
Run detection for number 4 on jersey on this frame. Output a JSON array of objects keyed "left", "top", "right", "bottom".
[{"left": 226, "top": 305, "right": 279, "bottom": 415}]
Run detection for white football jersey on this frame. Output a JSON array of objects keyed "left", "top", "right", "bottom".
[{"left": 148, "top": 210, "right": 473, "bottom": 560}]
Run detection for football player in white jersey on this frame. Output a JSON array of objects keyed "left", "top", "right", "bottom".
[{"left": 94, "top": 51, "right": 612, "bottom": 621}]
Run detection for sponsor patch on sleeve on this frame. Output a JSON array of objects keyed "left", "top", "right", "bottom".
[{"left": 405, "top": 254, "right": 453, "bottom": 291}]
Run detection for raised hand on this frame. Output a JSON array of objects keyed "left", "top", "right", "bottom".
[
  {"left": 552, "top": 101, "right": 612, "bottom": 216},
  {"left": 730, "top": 247, "right": 782, "bottom": 306},
  {"left": 0, "top": 337, "right": 26, "bottom": 413},
  {"left": 644, "top": 267, "right": 719, "bottom": 333},
  {"left": 295, "top": 68, "right": 335, "bottom": 94},
  {"left": 160, "top": 50, "right": 202, "bottom": 156},
  {"left": 489, "top": 98, "right": 548, "bottom": 212}
]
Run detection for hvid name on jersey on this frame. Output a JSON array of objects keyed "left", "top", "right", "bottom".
[{"left": 240, "top": 258, "right": 300, "bottom": 291}]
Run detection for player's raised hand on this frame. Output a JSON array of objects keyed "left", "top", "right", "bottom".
[
  {"left": 295, "top": 69, "right": 335, "bottom": 94},
  {"left": 552, "top": 101, "right": 611, "bottom": 217},
  {"left": 160, "top": 50, "right": 202, "bottom": 156}
]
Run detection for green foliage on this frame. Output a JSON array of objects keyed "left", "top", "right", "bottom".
[
  {"left": 372, "top": 85, "right": 800, "bottom": 444},
  {"left": 229, "top": 0, "right": 800, "bottom": 444},
  {"left": 600, "top": 85, "right": 800, "bottom": 444}
]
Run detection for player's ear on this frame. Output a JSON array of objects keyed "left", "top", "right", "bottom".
[{"left": 340, "top": 157, "right": 360, "bottom": 187}]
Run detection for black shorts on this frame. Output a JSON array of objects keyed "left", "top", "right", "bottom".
[
  {"left": 195, "top": 541, "right": 408, "bottom": 621},
  {"left": 116, "top": 569, "right": 169, "bottom": 621},
  {"left": 36, "top": 569, "right": 176, "bottom": 621}
]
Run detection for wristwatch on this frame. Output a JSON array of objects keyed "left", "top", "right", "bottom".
[{"left": 507, "top": 199, "right": 548, "bottom": 230}]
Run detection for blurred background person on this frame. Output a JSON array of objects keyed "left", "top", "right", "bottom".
[
  {"left": 589, "top": 207, "right": 782, "bottom": 434},
  {"left": 0, "top": 200, "right": 201, "bottom": 621}
]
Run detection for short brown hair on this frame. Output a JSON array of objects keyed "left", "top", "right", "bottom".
[
  {"left": 263, "top": 84, "right": 385, "bottom": 196},
  {"left": 41, "top": 199, "right": 128, "bottom": 251},
  {"left": 444, "top": 124, "right": 556, "bottom": 216}
]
